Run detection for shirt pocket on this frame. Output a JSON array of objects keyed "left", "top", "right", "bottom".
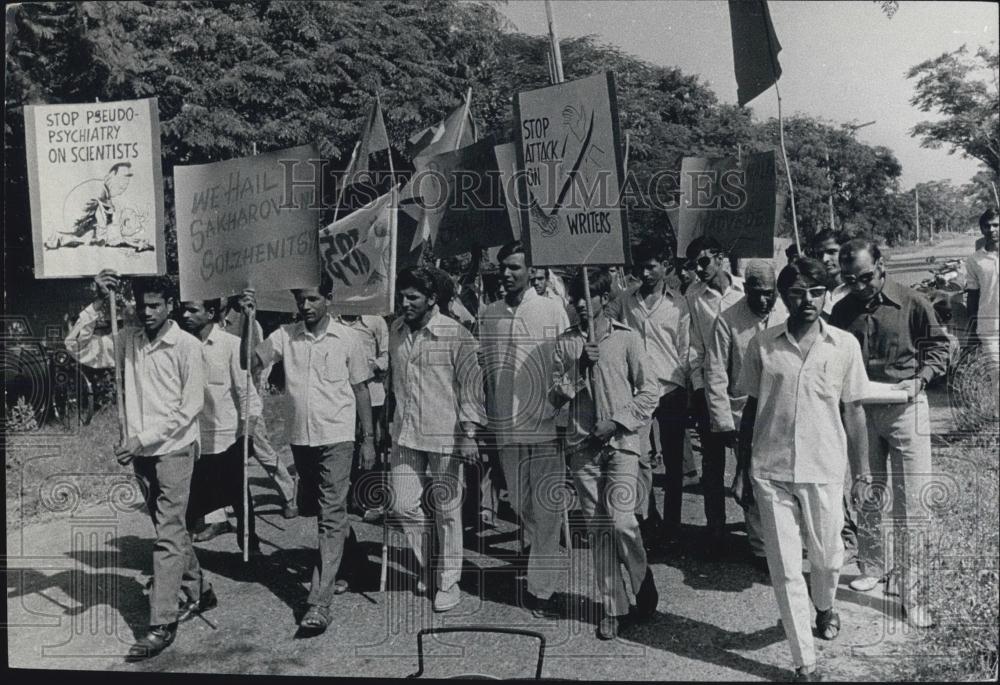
[
  {"left": 206, "top": 361, "right": 229, "bottom": 386},
  {"left": 321, "top": 349, "right": 349, "bottom": 383},
  {"left": 808, "top": 356, "right": 845, "bottom": 400}
]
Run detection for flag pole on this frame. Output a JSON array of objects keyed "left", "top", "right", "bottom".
[
  {"left": 773, "top": 80, "right": 801, "bottom": 257},
  {"left": 333, "top": 141, "right": 361, "bottom": 227},
  {"left": 381, "top": 91, "right": 397, "bottom": 593},
  {"left": 241, "top": 141, "right": 261, "bottom": 563},
  {"left": 110, "top": 294, "right": 126, "bottom": 445}
]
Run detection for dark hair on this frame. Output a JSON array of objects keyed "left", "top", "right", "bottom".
[
  {"left": 109, "top": 162, "right": 133, "bottom": 175},
  {"left": 685, "top": 235, "right": 723, "bottom": 260},
  {"left": 568, "top": 268, "right": 612, "bottom": 301},
  {"left": 203, "top": 298, "right": 221, "bottom": 318},
  {"left": 980, "top": 209, "right": 999, "bottom": 232},
  {"left": 133, "top": 275, "right": 177, "bottom": 303},
  {"left": 496, "top": 240, "right": 527, "bottom": 265},
  {"left": 396, "top": 266, "right": 438, "bottom": 301},
  {"left": 292, "top": 271, "right": 334, "bottom": 298},
  {"left": 777, "top": 257, "right": 827, "bottom": 294},
  {"left": 839, "top": 237, "right": 882, "bottom": 266},
  {"left": 784, "top": 243, "right": 799, "bottom": 259},
  {"left": 633, "top": 234, "right": 674, "bottom": 263},
  {"left": 428, "top": 267, "right": 455, "bottom": 310},
  {"left": 809, "top": 229, "right": 848, "bottom": 255}
]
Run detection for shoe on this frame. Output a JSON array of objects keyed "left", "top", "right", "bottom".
[
  {"left": 299, "top": 604, "right": 331, "bottom": 633},
  {"left": 433, "top": 585, "right": 461, "bottom": 612},
  {"left": 903, "top": 603, "right": 934, "bottom": 629},
  {"left": 793, "top": 666, "right": 822, "bottom": 682},
  {"left": 416, "top": 578, "right": 429, "bottom": 595},
  {"left": 125, "top": 623, "right": 177, "bottom": 662},
  {"left": 750, "top": 555, "right": 770, "bottom": 574},
  {"left": 192, "top": 521, "right": 233, "bottom": 543},
  {"left": 634, "top": 568, "right": 659, "bottom": 620},
  {"left": 362, "top": 506, "right": 384, "bottom": 523},
  {"left": 526, "top": 594, "right": 561, "bottom": 620},
  {"left": 282, "top": 503, "right": 299, "bottom": 519},
  {"left": 597, "top": 615, "right": 619, "bottom": 640},
  {"left": 334, "top": 579, "right": 349, "bottom": 595},
  {"left": 848, "top": 575, "right": 880, "bottom": 592},
  {"left": 178, "top": 587, "right": 218, "bottom": 623},
  {"left": 815, "top": 607, "right": 840, "bottom": 640}
]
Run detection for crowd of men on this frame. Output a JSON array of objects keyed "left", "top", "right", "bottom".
[{"left": 62, "top": 208, "right": 999, "bottom": 681}]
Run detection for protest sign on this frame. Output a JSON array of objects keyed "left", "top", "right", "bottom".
[
  {"left": 514, "top": 72, "right": 629, "bottom": 267},
  {"left": 677, "top": 151, "right": 777, "bottom": 259},
  {"left": 24, "top": 97, "right": 166, "bottom": 278},
  {"left": 431, "top": 137, "right": 517, "bottom": 257},
  {"left": 494, "top": 142, "right": 524, "bottom": 240},
  {"left": 319, "top": 187, "right": 397, "bottom": 315},
  {"left": 174, "top": 144, "right": 320, "bottom": 302}
]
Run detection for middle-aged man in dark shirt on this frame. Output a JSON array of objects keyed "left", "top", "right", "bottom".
[{"left": 829, "top": 237, "right": 951, "bottom": 630}]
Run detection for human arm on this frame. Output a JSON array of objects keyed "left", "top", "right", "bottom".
[
  {"left": 843, "top": 400, "right": 871, "bottom": 506},
  {"left": 348, "top": 335, "right": 376, "bottom": 469},
  {"left": 705, "top": 316, "right": 736, "bottom": 436},
  {"left": 65, "top": 269, "right": 120, "bottom": 368},
  {"left": 454, "top": 330, "right": 486, "bottom": 459}
]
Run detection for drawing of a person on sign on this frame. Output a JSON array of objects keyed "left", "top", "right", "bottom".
[
  {"left": 528, "top": 102, "right": 608, "bottom": 239},
  {"left": 45, "top": 162, "right": 152, "bottom": 252}
]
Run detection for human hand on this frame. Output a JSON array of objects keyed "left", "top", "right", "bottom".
[
  {"left": 94, "top": 269, "right": 121, "bottom": 300},
  {"left": 590, "top": 419, "right": 617, "bottom": 443},
  {"left": 582, "top": 342, "right": 600, "bottom": 368},
  {"left": 360, "top": 437, "right": 376, "bottom": 471},
  {"left": 891, "top": 378, "right": 923, "bottom": 402},
  {"left": 239, "top": 288, "right": 257, "bottom": 316},
  {"left": 114, "top": 436, "right": 142, "bottom": 465}
]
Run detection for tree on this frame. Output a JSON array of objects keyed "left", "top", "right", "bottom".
[{"left": 907, "top": 44, "right": 1000, "bottom": 175}]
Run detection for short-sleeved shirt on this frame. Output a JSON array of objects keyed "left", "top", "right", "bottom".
[
  {"left": 966, "top": 248, "right": 999, "bottom": 340},
  {"left": 738, "top": 319, "right": 868, "bottom": 484},
  {"left": 337, "top": 315, "right": 389, "bottom": 407},
  {"left": 199, "top": 325, "right": 263, "bottom": 454},
  {"left": 256, "top": 315, "right": 370, "bottom": 447},
  {"left": 687, "top": 274, "right": 746, "bottom": 390}
]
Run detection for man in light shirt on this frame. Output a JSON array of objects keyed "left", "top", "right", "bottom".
[
  {"left": 966, "top": 208, "right": 999, "bottom": 409},
  {"left": 477, "top": 240, "right": 570, "bottom": 619},
  {"left": 179, "top": 298, "right": 262, "bottom": 565},
  {"left": 686, "top": 236, "right": 745, "bottom": 552},
  {"left": 240, "top": 275, "right": 374, "bottom": 634},
  {"left": 809, "top": 229, "right": 851, "bottom": 317},
  {"left": 705, "top": 260, "right": 787, "bottom": 570},
  {"left": 736, "top": 257, "right": 870, "bottom": 682},
  {"left": 66, "top": 270, "right": 206, "bottom": 661},
  {"left": 388, "top": 267, "right": 486, "bottom": 612}
]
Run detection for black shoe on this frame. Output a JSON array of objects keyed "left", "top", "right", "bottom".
[
  {"left": 634, "top": 568, "right": 659, "bottom": 620},
  {"left": 192, "top": 521, "right": 233, "bottom": 543},
  {"left": 815, "top": 607, "right": 841, "bottom": 640},
  {"left": 178, "top": 587, "right": 218, "bottom": 623},
  {"left": 125, "top": 622, "right": 177, "bottom": 662},
  {"left": 597, "top": 615, "right": 619, "bottom": 640},
  {"left": 525, "top": 593, "right": 560, "bottom": 620},
  {"left": 793, "top": 666, "right": 823, "bottom": 681}
]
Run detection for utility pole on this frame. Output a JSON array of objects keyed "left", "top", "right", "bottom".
[
  {"left": 914, "top": 185, "right": 920, "bottom": 243},
  {"left": 827, "top": 120, "right": 875, "bottom": 233}
]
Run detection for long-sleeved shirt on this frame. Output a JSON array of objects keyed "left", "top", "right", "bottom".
[
  {"left": 605, "top": 281, "right": 691, "bottom": 394},
  {"left": 829, "top": 277, "right": 952, "bottom": 385},
  {"left": 256, "top": 315, "right": 370, "bottom": 447},
  {"left": 550, "top": 318, "right": 660, "bottom": 457},
  {"left": 199, "top": 325, "right": 262, "bottom": 454},
  {"left": 338, "top": 315, "right": 389, "bottom": 407},
  {"left": 389, "top": 311, "right": 486, "bottom": 453},
  {"left": 705, "top": 297, "right": 788, "bottom": 433},
  {"left": 686, "top": 274, "right": 746, "bottom": 391},
  {"left": 64, "top": 303, "right": 203, "bottom": 455},
  {"left": 476, "top": 287, "right": 570, "bottom": 446}
]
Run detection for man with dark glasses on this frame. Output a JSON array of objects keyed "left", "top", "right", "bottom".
[{"left": 830, "top": 238, "right": 951, "bottom": 629}]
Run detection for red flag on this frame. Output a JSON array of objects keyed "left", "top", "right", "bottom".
[
  {"left": 729, "top": 0, "right": 782, "bottom": 107},
  {"left": 355, "top": 96, "right": 390, "bottom": 173}
]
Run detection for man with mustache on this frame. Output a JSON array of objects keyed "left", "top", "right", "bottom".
[{"left": 830, "top": 238, "right": 951, "bottom": 629}]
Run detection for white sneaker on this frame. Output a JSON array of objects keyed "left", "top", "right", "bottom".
[
  {"left": 433, "top": 585, "right": 461, "bottom": 612},
  {"left": 849, "top": 575, "right": 880, "bottom": 592},
  {"left": 904, "top": 603, "right": 934, "bottom": 629}
]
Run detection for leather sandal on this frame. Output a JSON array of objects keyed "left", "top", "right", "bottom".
[
  {"left": 815, "top": 607, "right": 841, "bottom": 640},
  {"left": 299, "top": 604, "right": 332, "bottom": 632}
]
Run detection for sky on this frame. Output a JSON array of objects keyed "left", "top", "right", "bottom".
[{"left": 499, "top": 0, "right": 999, "bottom": 189}]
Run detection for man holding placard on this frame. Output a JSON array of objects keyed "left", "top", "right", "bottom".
[
  {"left": 240, "top": 274, "right": 375, "bottom": 634},
  {"left": 65, "top": 269, "right": 207, "bottom": 661}
]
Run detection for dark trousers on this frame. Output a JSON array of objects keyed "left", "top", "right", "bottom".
[
  {"left": 186, "top": 439, "right": 257, "bottom": 545},
  {"left": 696, "top": 395, "right": 727, "bottom": 532},
  {"left": 292, "top": 441, "right": 356, "bottom": 607},
  {"left": 133, "top": 443, "right": 207, "bottom": 625},
  {"left": 638, "top": 387, "right": 689, "bottom": 533}
]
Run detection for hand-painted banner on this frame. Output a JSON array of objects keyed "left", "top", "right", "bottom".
[
  {"left": 174, "top": 144, "right": 320, "bottom": 301},
  {"left": 677, "top": 152, "right": 776, "bottom": 259},
  {"left": 514, "top": 72, "right": 629, "bottom": 267},
  {"left": 319, "top": 186, "right": 397, "bottom": 315},
  {"left": 24, "top": 97, "right": 166, "bottom": 278}
]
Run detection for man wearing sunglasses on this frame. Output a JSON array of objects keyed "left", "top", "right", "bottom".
[
  {"left": 686, "top": 236, "right": 745, "bottom": 554},
  {"left": 830, "top": 238, "right": 951, "bottom": 629}
]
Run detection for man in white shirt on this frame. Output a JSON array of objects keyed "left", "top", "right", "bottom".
[
  {"left": 477, "top": 240, "right": 569, "bottom": 619},
  {"left": 966, "top": 208, "right": 999, "bottom": 409}
]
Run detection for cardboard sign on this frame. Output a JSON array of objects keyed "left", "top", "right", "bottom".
[
  {"left": 319, "top": 187, "right": 397, "bottom": 315},
  {"left": 174, "top": 144, "right": 320, "bottom": 301},
  {"left": 677, "top": 152, "right": 776, "bottom": 259},
  {"left": 514, "top": 72, "right": 629, "bottom": 267},
  {"left": 494, "top": 142, "right": 524, "bottom": 240},
  {"left": 24, "top": 98, "right": 166, "bottom": 278}
]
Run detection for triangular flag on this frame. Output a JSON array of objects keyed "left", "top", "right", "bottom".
[
  {"left": 729, "top": 0, "right": 782, "bottom": 107},
  {"left": 355, "top": 96, "right": 390, "bottom": 174},
  {"left": 405, "top": 100, "right": 476, "bottom": 160}
]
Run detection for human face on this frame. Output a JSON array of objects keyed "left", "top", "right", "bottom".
[
  {"left": 107, "top": 167, "right": 132, "bottom": 197},
  {"left": 693, "top": 250, "right": 723, "bottom": 282},
  {"left": 292, "top": 288, "right": 330, "bottom": 325},
  {"left": 138, "top": 292, "right": 172, "bottom": 335},
  {"left": 781, "top": 277, "right": 827, "bottom": 325},
  {"left": 982, "top": 216, "right": 1000, "bottom": 246},
  {"left": 840, "top": 249, "right": 885, "bottom": 302},
  {"left": 399, "top": 286, "right": 434, "bottom": 326},
  {"left": 746, "top": 286, "right": 778, "bottom": 317},
  {"left": 573, "top": 292, "right": 606, "bottom": 327},
  {"left": 500, "top": 253, "right": 529, "bottom": 299},
  {"left": 814, "top": 238, "right": 841, "bottom": 282},
  {"left": 634, "top": 257, "right": 668, "bottom": 290},
  {"left": 179, "top": 301, "right": 214, "bottom": 335},
  {"left": 530, "top": 268, "right": 548, "bottom": 296}
]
